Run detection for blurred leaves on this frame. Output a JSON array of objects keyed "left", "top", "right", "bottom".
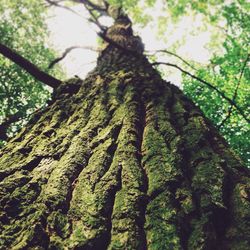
[
  {"left": 138, "top": 0, "right": 249, "bottom": 166},
  {"left": 181, "top": 1, "right": 250, "bottom": 166},
  {"left": 0, "top": 0, "right": 63, "bottom": 146}
]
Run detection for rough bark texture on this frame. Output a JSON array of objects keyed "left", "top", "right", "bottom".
[{"left": 0, "top": 17, "right": 250, "bottom": 250}]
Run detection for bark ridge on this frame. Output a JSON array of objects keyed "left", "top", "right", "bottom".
[{"left": 0, "top": 20, "right": 249, "bottom": 250}]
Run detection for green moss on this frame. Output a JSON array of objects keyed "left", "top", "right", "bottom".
[
  {"left": 188, "top": 214, "right": 214, "bottom": 250},
  {"left": 1, "top": 42, "right": 249, "bottom": 249},
  {"left": 225, "top": 182, "right": 250, "bottom": 249},
  {"left": 69, "top": 138, "right": 114, "bottom": 216},
  {"left": 183, "top": 116, "right": 209, "bottom": 150},
  {"left": 47, "top": 211, "right": 71, "bottom": 238},
  {"left": 68, "top": 222, "right": 88, "bottom": 248},
  {"left": 0, "top": 170, "right": 31, "bottom": 193},
  {"left": 175, "top": 188, "right": 194, "bottom": 214},
  {"left": 48, "top": 236, "right": 65, "bottom": 250},
  {"left": 142, "top": 125, "right": 180, "bottom": 196},
  {"left": 192, "top": 160, "right": 225, "bottom": 209},
  {"left": 3, "top": 206, "right": 48, "bottom": 249},
  {"left": 145, "top": 191, "right": 181, "bottom": 250}
]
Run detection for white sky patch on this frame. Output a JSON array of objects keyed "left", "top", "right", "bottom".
[
  {"left": 46, "top": 5, "right": 98, "bottom": 78},
  {"left": 46, "top": 4, "right": 214, "bottom": 86},
  {"left": 178, "top": 31, "right": 211, "bottom": 63}
]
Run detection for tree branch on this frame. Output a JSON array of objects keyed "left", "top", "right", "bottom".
[
  {"left": 0, "top": 43, "right": 62, "bottom": 88},
  {"left": 218, "top": 54, "right": 250, "bottom": 128},
  {"left": 80, "top": 0, "right": 110, "bottom": 32},
  {"left": 48, "top": 45, "right": 99, "bottom": 69},
  {"left": 147, "top": 49, "right": 197, "bottom": 71},
  {"left": 44, "top": 0, "right": 90, "bottom": 21},
  {"left": 73, "top": 0, "right": 107, "bottom": 13},
  {"left": 152, "top": 61, "right": 250, "bottom": 123},
  {"left": 45, "top": 0, "right": 81, "bottom": 16}
]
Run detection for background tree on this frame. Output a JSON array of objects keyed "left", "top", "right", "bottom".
[
  {"left": 0, "top": 1, "right": 249, "bottom": 249},
  {"left": 177, "top": 1, "right": 250, "bottom": 166},
  {"left": 139, "top": 0, "right": 250, "bottom": 166},
  {"left": 0, "top": 0, "right": 63, "bottom": 144}
]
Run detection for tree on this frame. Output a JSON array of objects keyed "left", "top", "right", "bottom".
[
  {"left": 0, "top": 1, "right": 249, "bottom": 249},
  {"left": 180, "top": 1, "right": 250, "bottom": 166},
  {"left": 1, "top": 0, "right": 249, "bottom": 167},
  {"left": 0, "top": 0, "right": 62, "bottom": 145},
  {"left": 143, "top": 0, "right": 250, "bottom": 166}
]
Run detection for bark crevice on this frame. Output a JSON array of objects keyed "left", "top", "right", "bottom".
[{"left": 0, "top": 26, "right": 249, "bottom": 249}]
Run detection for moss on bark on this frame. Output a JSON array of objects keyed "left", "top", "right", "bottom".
[{"left": 0, "top": 20, "right": 249, "bottom": 250}]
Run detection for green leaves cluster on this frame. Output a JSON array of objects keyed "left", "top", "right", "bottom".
[
  {"left": 0, "top": 0, "right": 62, "bottom": 145},
  {"left": 181, "top": 1, "right": 250, "bottom": 166},
  {"left": 107, "top": 0, "right": 154, "bottom": 25},
  {"left": 126, "top": 0, "right": 249, "bottom": 166}
]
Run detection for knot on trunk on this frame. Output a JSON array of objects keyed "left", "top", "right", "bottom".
[
  {"left": 53, "top": 77, "right": 82, "bottom": 99},
  {"left": 106, "top": 16, "right": 144, "bottom": 54}
]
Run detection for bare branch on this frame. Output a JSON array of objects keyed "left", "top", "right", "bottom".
[
  {"left": 78, "top": 0, "right": 107, "bottom": 31},
  {"left": 48, "top": 45, "right": 100, "bottom": 69},
  {"left": 218, "top": 54, "right": 250, "bottom": 128},
  {"left": 73, "top": 0, "right": 107, "bottom": 13},
  {"left": 0, "top": 43, "right": 62, "bottom": 88},
  {"left": 45, "top": 0, "right": 108, "bottom": 14},
  {"left": 44, "top": 0, "right": 102, "bottom": 35},
  {"left": 152, "top": 61, "right": 250, "bottom": 123},
  {"left": 44, "top": 0, "right": 83, "bottom": 18},
  {"left": 147, "top": 49, "right": 197, "bottom": 71}
]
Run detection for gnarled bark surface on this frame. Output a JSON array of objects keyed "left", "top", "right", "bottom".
[{"left": 0, "top": 15, "right": 249, "bottom": 250}]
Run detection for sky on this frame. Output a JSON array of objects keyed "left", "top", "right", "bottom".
[{"left": 46, "top": 3, "right": 214, "bottom": 87}]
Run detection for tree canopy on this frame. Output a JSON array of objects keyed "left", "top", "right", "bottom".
[
  {"left": 0, "top": 0, "right": 249, "bottom": 166},
  {"left": 0, "top": 1, "right": 250, "bottom": 249},
  {"left": 0, "top": 0, "right": 63, "bottom": 144}
]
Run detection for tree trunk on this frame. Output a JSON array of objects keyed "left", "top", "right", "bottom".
[{"left": 0, "top": 17, "right": 249, "bottom": 250}]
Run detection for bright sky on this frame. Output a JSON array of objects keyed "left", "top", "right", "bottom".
[{"left": 46, "top": 3, "right": 214, "bottom": 87}]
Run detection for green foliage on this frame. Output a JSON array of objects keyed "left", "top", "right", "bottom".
[
  {"left": 182, "top": 1, "right": 250, "bottom": 166},
  {"left": 132, "top": 0, "right": 249, "bottom": 166},
  {"left": 107, "top": 0, "right": 154, "bottom": 25},
  {"left": 0, "top": 0, "right": 63, "bottom": 145}
]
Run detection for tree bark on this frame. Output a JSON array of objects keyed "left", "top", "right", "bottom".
[{"left": 0, "top": 18, "right": 249, "bottom": 250}]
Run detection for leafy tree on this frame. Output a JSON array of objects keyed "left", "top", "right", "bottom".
[
  {"left": 0, "top": 0, "right": 63, "bottom": 144},
  {"left": 180, "top": 0, "right": 250, "bottom": 166},
  {"left": 139, "top": 0, "right": 250, "bottom": 166},
  {"left": 0, "top": 1, "right": 249, "bottom": 249}
]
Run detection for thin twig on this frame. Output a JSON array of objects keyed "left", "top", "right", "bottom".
[
  {"left": 218, "top": 54, "right": 250, "bottom": 128},
  {"left": 152, "top": 61, "right": 250, "bottom": 123},
  {"left": 81, "top": 1, "right": 107, "bottom": 31},
  {"left": 73, "top": 0, "right": 107, "bottom": 13},
  {"left": 48, "top": 45, "right": 100, "bottom": 69},
  {"left": 44, "top": 0, "right": 84, "bottom": 18},
  {"left": 147, "top": 49, "right": 197, "bottom": 71}
]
